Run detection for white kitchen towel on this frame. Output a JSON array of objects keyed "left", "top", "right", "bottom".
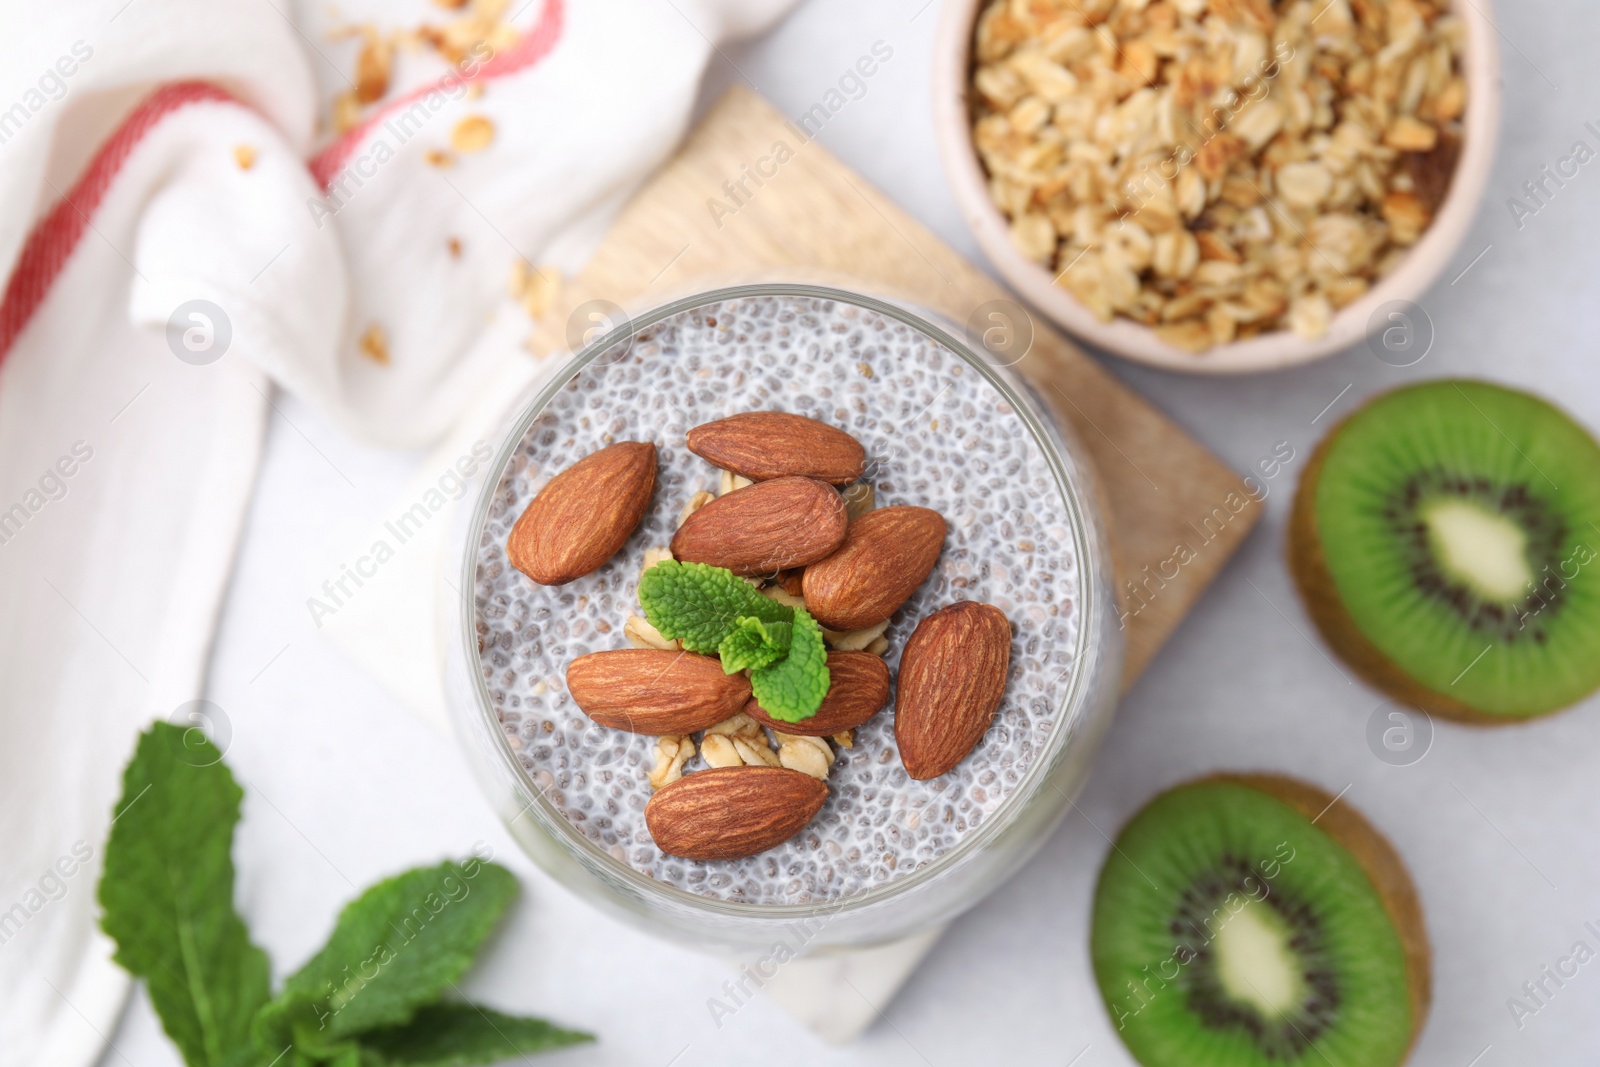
[{"left": 0, "top": 2, "right": 796, "bottom": 1064}]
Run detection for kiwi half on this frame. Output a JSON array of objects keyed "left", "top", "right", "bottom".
[
  {"left": 1290, "top": 380, "right": 1600, "bottom": 722},
  {"left": 1092, "top": 776, "right": 1429, "bottom": 1067}
]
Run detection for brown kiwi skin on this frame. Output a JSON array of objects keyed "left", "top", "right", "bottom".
[
  {"left": 1287, "top": 415, "right": 1538, "bottom": 726},
  {"left": 1203, "top": 773, "right": 1432, "bottom": 1063}
]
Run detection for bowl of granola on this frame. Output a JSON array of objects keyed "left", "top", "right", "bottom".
[{"left": 933, "top": 0, "right": 1500, "bottom": 372}]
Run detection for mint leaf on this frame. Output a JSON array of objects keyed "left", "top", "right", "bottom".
[
  {"left": 358, "top": 1004, "right": 593, "bottom": 1065},
  {"left": 749, "top": 608, "right": 831, "bottom": 722},
  {"left": 639, "top": 560, "right": 792, "bottom": 653},
  {"left": 254, "top": 860, "right": 516, "bottom": 1054},
  {"left": 717, "top": 616, "right": 793, "bottom": 674},
  {"left": 98, "top": 723, "right": 271, "bottom": 1067},
  {"left": 323, "top": 1044, "right": 361, "bottom": 1067}
]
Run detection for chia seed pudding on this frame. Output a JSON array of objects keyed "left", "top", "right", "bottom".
[{"left": 473, "top": 293, "right": 1082, "bottom": 905}]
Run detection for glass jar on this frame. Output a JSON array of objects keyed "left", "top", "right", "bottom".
[{"left": 442, "top": 283, "right": 1122, "bottom": 952}]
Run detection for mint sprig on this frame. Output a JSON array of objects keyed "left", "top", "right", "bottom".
[
  {"left": 252, "top": 861, "right": 518, "bottom": 1053},
  {"left": 749, "top": 607, "right": 831, "bottom": 722},
  {"left": 99, "top": 725, "right": 271, "bottom": 1067},
  {"left": 718, "top": 616, "right": 793, "bottom": 674},
  {"left": 357, "top": 1004, "right": 594, "bottom": 1066},
  {"left": 638, "top": 560, "right": 791, "bottom": 652},
  {"left": 639, "top": 560, "right": 830, "bottom": 720},
  {"left": 99, "top": 723, "right": 593, "bottom": 1067}
]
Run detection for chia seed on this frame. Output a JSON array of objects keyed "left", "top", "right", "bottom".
[{"left": 473, "top": 295, "right": 1080, "bottom": 905}]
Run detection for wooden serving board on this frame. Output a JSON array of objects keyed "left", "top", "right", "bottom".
[{"left": 529, "top": 87, "right": 1257, "bottom": 686}]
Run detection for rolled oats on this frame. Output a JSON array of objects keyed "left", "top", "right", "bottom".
[
  {"left": 678, "top": 490, "right": 716, "bottom": 527},
  {"left": 1151, "top": 229, "right": 1200, "bottom": 278},
  {"left": 841, "top": 481, "right": 876, "bottom": 520},
  {"left": 623, "top": 614, "right": 678, "bottom": 651},
  {"left": 731, "top": 735, "right": 781, "bottom": 768},
  {"left": 1287, "top": 292, "right": 1333, "bottom": 339},
  {"left": 970, "top": 0, "right": 1466, "bottom": 351},
  {"left": 648, "top": 735, "right": 693, "bottom": 790},
  {"left": 774, "top": 732, "right": 835, "bottom": 780},
  {"left": 761, "top": 586, "right": 807, "bottom": 612},
  {"left": 1276, "top": 161, "right": 1333, "bottom": 209},
  {"left": 825, "top": 618, "right": 891, "bottom": 652},
  {"left": 640, "top": 546, "right": 674, "bottom": 580},
  {"left": 718, "top": 469, "right": 754, "bottom": 496},
  {"left": 699, "top": 733, "right": 745, "bottom": 768},
  {"left": 704, "top": 712, "right": 764, "bottom": 739},
  {"left": 1380, "top": 189, "right": 1429, "bottom": 244}
]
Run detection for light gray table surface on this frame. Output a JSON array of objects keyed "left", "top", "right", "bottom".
[{"left": 104, "top": 0, "right": 1600, "bottom": 1063}]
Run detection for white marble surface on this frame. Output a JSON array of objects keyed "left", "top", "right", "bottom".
[{"left": 102, "top": 0, "right": 1600, "bottom": 1064}]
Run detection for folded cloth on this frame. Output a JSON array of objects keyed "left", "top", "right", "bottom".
[{"left": 0, "top": 2, "right": 795, "bottom": 1064}]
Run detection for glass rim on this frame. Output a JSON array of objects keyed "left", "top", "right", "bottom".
[{"left": 459, "top": 281, "right": 1110, "bottom": 920}]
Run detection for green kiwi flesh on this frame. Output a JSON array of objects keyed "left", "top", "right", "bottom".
[
  {"left": 1092, "top": 776, "right": 1427, "bottom": 1067},
  {"left": 1290, "top": 379, "right": 1600, "bottom": 720}
]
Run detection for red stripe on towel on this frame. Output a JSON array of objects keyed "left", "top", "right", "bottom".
[
  {"left": 0, "top": 0, "right": 565, "bottom": 361},
  {"left": 0, "top": 81, "right": 237, "bottom": 360}
]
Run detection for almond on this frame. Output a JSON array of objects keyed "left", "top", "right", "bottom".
[
  {"left": 566, "top": 649, "right": 750, "bottom": 734},
  {"left": 687, "top": 412, "right": 866, "bottom": 485},
  {"left": 670, "top": 476, "right": 846, "bottom": 576},
  {"left": 894, "top": 602, "right": 1011, "bottom": 780},
  {"left": 802, "top": 506, "right": 946, "bottom": 630},
  {"left": 645, "top": 766, "right": 828, "bottom": 861},
  {"left": 743, "top": 651, "right": 890, "bottom": 736},
  {"left": 508, "top": 442, "right": 656, "bottom": 586}
]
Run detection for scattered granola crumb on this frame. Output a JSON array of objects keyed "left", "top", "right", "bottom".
[
  {"left": 232, "top": 144, "right": 257, "bottom": 170},
  {"left": 448, "top": 237, "right": 463, "bottom": 257},
  {"left": 508, "top": 260, "right": 562, "bottom": 319},
  {"left": 359, "top": 324, "right": 390, "bottom": 365},
  {"left": 424, "top": 148, "right": 453, "bottom": 167},
  {"left": 451, "top": 114, "right": 495, "bottom": 153},
  {"left": 355, "top": 29, "right": 393, "bottom": 103},
  {"left": 332, "top": 89, "right": 363, "bottom": 133}
]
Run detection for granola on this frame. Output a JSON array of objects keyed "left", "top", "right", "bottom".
[{"left": 970, "top": 0, "right": 1466, "bottom": 351}]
